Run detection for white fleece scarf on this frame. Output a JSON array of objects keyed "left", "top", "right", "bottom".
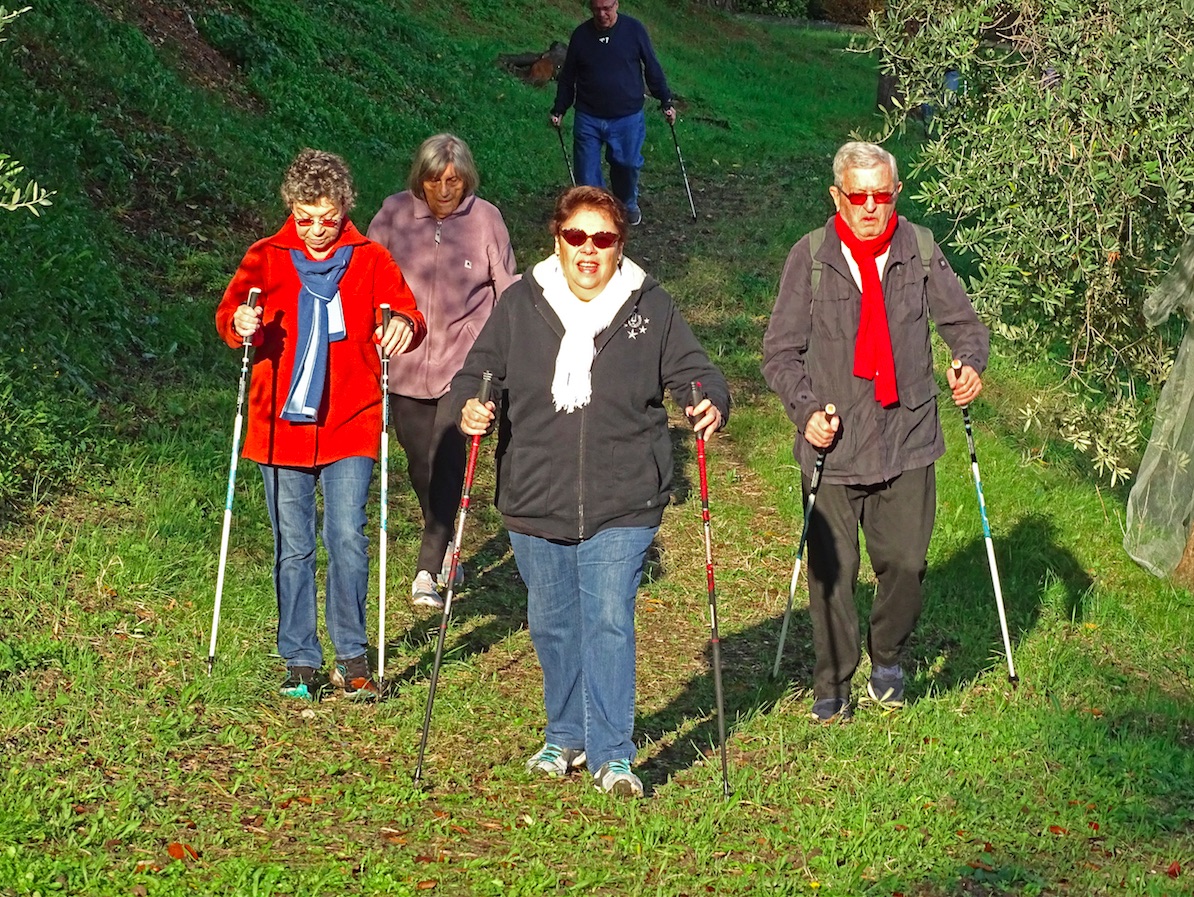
[{"left": 532, "top": 253, "right": 647, "bottom": 413}]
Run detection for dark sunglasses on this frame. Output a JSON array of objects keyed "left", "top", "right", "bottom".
[
  {"left": 560, "top": 228, "right": 620, "bottom": 249},
  {"left": 843, "top": 190, "right": 896, "bottom": 206}
]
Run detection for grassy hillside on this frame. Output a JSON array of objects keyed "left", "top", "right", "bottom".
[{"left": 0, "top": 1, "right": 1191, "bottom": 895}]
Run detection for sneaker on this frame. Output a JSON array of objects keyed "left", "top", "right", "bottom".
[
  {"left": 437, "top": 544, "right": 465, "bottom": 590},
  {"left": 627, "top": 207, "right": 643, "bottom": 226},
  {"left": 330, "top": 655, "right": 380, "bottom": 701},
  {"left": 525, "top": 743, "right": 587, "bottom": 777},
  {"left": 865, "top": 674, "right": 906, "bottom": 709},
  {"left": 809, "top": 697, "right": 853, "bottom": 724},
  {"left": 412, "top": 570, "right": 444, "bottom": 609},
  {"left": 279, "top": 665, "right": 318, "bottom": 701},
  {"left": 593, "top": 758, "right": 643, "bottom": 797}
]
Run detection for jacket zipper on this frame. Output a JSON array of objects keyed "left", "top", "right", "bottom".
[{"left": 577, "top": 406, "right": 586, "bottom": 539}]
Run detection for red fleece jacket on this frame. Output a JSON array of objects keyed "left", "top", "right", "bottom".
[{"left": 215, "top": 218, "right": 425, "bottom": 467}]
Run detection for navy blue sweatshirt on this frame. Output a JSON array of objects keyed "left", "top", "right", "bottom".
[{"left": 552, "top": 14, "right": 673, "bottom": 120}]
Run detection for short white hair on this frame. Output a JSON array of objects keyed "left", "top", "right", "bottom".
[{"left": 832, "top": 141, "right": 899, "bottom": 189}]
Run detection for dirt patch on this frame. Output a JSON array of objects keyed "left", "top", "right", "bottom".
[{"left": 86, "top": 0, "right": 260, "bottom": 109}]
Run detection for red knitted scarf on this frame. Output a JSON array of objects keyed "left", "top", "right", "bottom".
[{"left": 834, "top": 212, "right": 899, "bottom": 407}]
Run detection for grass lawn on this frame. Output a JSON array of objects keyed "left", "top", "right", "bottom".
[{"left": 0, "top": 1, "right": 1191, "bottom": 895}]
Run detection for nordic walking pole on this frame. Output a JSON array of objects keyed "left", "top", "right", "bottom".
[
  {"left": 377, "top": 304, "right": 393, "bottom": 686},
  {"left": 772, "top": 402, "right": 835, "bottom": 679},
  {"left": 556, "top": 125, "right": 576, "bottom": 186},
  {"left": 953, "top": 359, "right": 1018, "bottom": 684},
  {"left": 690, "top": 381, "right": 730, "bottom": 798},
  {"left": 207, "top": 286, "right": 262, "bottom": 676},
  {"left": 415, "top": 371, "right": 493, "bottom": 784},
  {"left": 669, "top": 120, "right": 697, "bottom": 220}
]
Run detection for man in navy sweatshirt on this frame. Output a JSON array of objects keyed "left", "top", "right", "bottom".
[{"left": 550, "top": 0, "right": 676, "bottom": 226}]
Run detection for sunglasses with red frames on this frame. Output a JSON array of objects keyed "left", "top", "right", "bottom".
[
  {"left": 294, "top": 215, "right": 342, "bottom": 229},
  {"left": 559, "top": 228, "right": 620, "bottom": 249},
  {"left": 842, "top": 190, "right": 897, "bottom": 205}
]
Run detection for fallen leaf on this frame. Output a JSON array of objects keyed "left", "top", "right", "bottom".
[
  {"left": 1088, "top": 822, "right": 1099, "bottom": 831},
  {"left": 1049, "top": 825, "right": 1068, "bottom": 835},
  {"left": 983, "top": 842, "right": 994, "bottom": 852},
  {"left": 967, "top": 861, "right": 994, "bottom": 872},
  {"left": 416, "top": 881, "right": 437, "bottom": 890},
  {"left": 1167, "top": 861, "right": 1181, "bottom": 878},
  {"left": 167, "top": 843, "right": 186, "bottom": 861}
]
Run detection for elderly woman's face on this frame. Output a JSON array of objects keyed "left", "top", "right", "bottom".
[
  {"left": 830, "top": 165, "right": 901, "bottom": 241},
  {"left": 291, "top": 197, "right": 345, "bottom": 259},
  {"left": 423, "top": 164, "right": 466, "bottom": 219},
  {"left": 556, "top": 206, "right": 622, "bottom": 302}
]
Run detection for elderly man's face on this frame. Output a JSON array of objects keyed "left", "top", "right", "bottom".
[
  {"left": 590, "top": 0, "right": 618, "bottom": 30},
  {"left": 830, "top": 165, "right": 901, "bottom": 241}
]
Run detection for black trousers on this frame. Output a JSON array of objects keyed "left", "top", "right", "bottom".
[
  {"left": 389, "top": 394, "right": 467, "bottom": 577},
  {"left": 804, "top": 464, "right": 935, "bottom": 700}
]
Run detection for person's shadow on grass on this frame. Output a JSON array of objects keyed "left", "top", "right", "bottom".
[{"left": 633, "top": 513, "right": 1091, "bottom": 790}]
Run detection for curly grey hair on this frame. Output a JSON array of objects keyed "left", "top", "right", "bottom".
[{"left": 280, "top": 148, "right": 356, "bottom": 214}]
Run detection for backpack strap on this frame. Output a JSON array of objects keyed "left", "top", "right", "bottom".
[
  {"left": 809, "top": 221, "right": 935, "bottom": 294},
  {"left": 910, "top": 222, "right": 935, "bottom": 277},
  {"left": 809, "top": 226, "right": 827, "bottom": 294}
]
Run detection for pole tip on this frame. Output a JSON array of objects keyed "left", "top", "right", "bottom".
[
  {"left": 951, "top": 358, "right": 962, "bottom": 371},
  {"left": 824, "top": 403, "right": 836, "bottom": 417}
]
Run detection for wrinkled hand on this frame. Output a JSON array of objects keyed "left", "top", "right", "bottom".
[
  {"left": 804, "top": 407, "right": 839, "bottom": 450},
  {"left": 233, "top": 304, "right": 262, "bottom": 342},
  {"left": 685, "top": 398, "right": 722, "bottom": 442},
  {"left": 460, "top": 397, "right": 495, "bottom": 437},
  {"left": 550, "top": 113, "right": 563, "bottom": 128},
  {"left": 948, "top": 362, "right": 983, "bottom": 407},
  {"left": 375, "top": 316, "right": 414, "bottom": 357}
]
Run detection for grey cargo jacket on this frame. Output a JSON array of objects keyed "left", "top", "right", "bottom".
[{"left": 762, "top": 215, "right": 989, "bottom": 486}]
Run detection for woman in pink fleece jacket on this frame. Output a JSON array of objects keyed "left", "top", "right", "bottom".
[{"left": 367, "top": 133, "right": 519, "bottom": 609}]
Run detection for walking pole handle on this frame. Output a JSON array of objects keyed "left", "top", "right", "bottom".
[
  {"left": 688, "top": 380, "right": 704, "bottom": 422},
  {"left": 477, "top": 370, "right": 493, "bottom": 407},
  {"left": 381, "top": 303, "right": 393, "bottom": 331}
]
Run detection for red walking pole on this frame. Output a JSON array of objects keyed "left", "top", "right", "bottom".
[
  {"left": 690, "top": 381, "right": 730, "bottom": 797},
  {"left": 414, "top": 371, "right": 493, "bottom": 784}
]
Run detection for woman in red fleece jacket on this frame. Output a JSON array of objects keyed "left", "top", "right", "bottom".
[{"left": 215, "top": 149, "right": 425, "bottom": 702}]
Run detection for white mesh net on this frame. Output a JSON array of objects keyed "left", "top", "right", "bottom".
[{"left": 1124, "top": 237, "right": 1194, "bottom": 576}]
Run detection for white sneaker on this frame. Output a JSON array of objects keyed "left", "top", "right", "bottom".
[
  {"left": 525, "top": 743, "right": 587, "bottom": 777},
  {"left": 411, "top": 570, "right": 444, "bottom": 609},
  {"left": 593, "top": 758, "right": 643, "bottom": 797}
]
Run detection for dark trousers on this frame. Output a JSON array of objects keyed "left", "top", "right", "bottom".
[
  {"left": 805, "top": 464, "right": 936, "bottom": 700},
  {"left": 389, "top": 394, "right": 467, "bottom": 576}
]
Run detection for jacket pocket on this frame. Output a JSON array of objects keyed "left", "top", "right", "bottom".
[
  {"left": 500, "top": 445, "right": 554, "bottom": 518},
  {"left": 811, "top": 295, "right": 856, "bottom": 342}
]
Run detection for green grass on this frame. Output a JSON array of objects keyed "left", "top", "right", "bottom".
[{"left": 0, "top": 1, "right": 1192, "bottom": 895}]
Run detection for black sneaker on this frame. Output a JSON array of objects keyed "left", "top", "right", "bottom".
[
  {"left": 279, "top": 665, "right": 318, "bottom": 701},
  {"left": 627, "top": 206, "right": 643, "bottom": 226},
  {"left": 330, "top": 655, "right": 380, "bottom": 701},
  {"left": 809, "top": 697, "right": 852, "bottom": 724}
]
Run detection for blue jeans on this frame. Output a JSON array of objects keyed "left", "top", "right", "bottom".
[
  {"left": 510, "top": 525, "right": 658, "bottom": 773},
  {"left": 260, "top": 456, "right": 374, "bottom": 668},
  {"left": 573, "top": 109, "right": 646, "bottom": 213}
]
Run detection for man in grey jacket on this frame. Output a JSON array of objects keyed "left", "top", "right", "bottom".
[{"left": 762, "top": 141, "right": 989, "bottom": 723}]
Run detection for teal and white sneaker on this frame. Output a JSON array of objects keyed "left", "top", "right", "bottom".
[
  {"left": 593, "top": 758, "right": 643, "bottom": 797},
  {"left": 279, "top": 665, "right": 318, "bottom": 701},
  {"left": 525, "top": 743, "right": 587, "bottom": 777}
]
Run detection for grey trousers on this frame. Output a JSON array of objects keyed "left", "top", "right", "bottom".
[{"left": 804, "top": 464, "right": 935, "bottom": 700}]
